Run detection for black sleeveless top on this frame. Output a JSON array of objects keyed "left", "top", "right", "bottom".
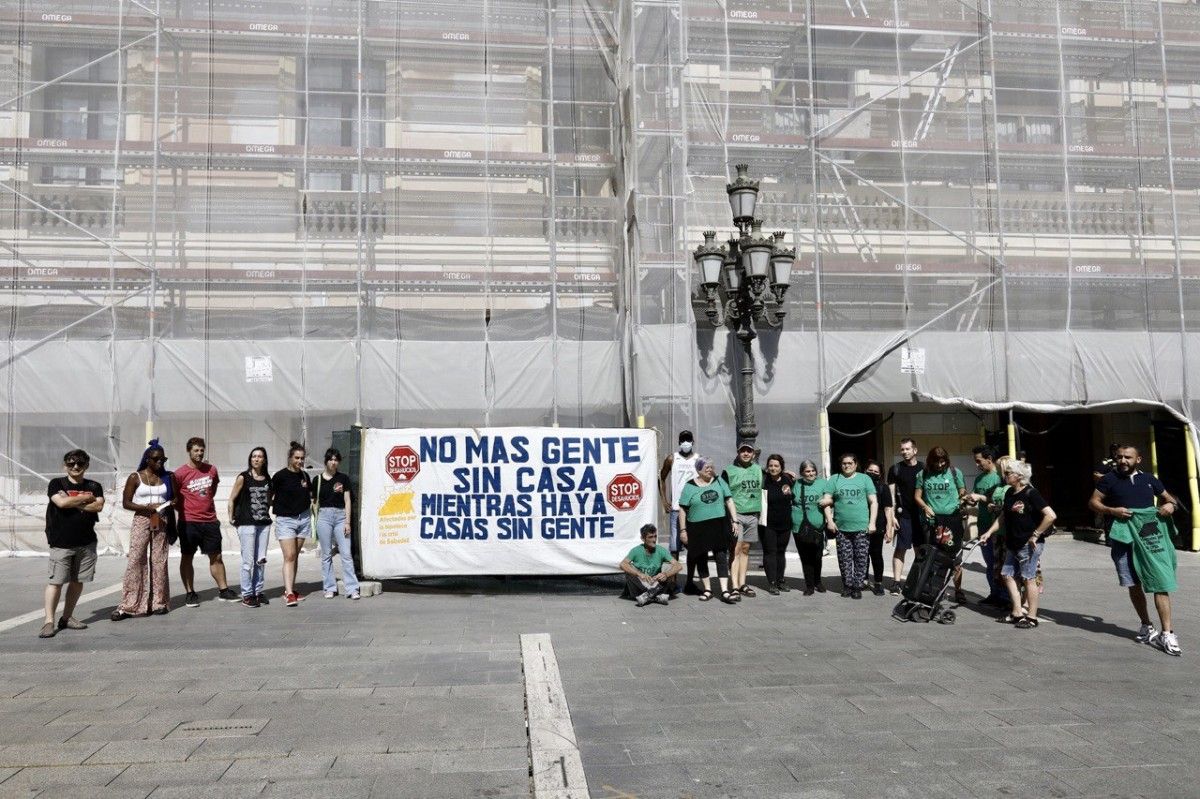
[{"left": 233, "top": 470, "right": 272, "bottom": 525}]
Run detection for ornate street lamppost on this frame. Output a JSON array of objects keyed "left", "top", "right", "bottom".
[{"left": 693, "top": 164, "right": 795, "bottom": 449}]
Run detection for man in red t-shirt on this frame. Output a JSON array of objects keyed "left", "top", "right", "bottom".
[{"left": 173, "top": 437, "right": 237, "bottom": 606}]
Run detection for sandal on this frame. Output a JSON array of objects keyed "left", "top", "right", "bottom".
[
  {"left": 996, "top": 613, "right": 1026, "bottom": 624},
  {"left": 1015, "top": 616, "right": 1040, "bottom": 629},
  {"left": 697, "top": 590, "right": 713, "bottom": 602},
  {"left": 739, "top": 585, "right": 756, "bottom": 597},
  {"left": 719, "top": 590, "right": 737, "bottom": 604}
]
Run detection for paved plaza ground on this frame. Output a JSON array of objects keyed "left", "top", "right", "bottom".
[{"left": 0, "top": 536, "right": 1194, "bottom": 798}]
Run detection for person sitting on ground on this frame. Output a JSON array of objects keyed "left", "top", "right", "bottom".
[
  {"left": 619, "top": 524, "right": 681, "bottom": 606},
  {"left": 1089, "top": 444, "right": 1182, "bottom": 656},
  {"left": 979, "top": 459, "right": 1055, "bottom": 629}
]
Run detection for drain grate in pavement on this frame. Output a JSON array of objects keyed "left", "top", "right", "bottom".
[{"left": 168, "top": 719, "right": 267, "bottom": 739}]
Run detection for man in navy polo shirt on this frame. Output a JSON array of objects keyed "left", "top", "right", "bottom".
[{"left": 1089, "top": 444, "right": 1182, "bottom": 655}]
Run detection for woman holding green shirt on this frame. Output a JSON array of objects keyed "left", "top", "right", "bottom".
[
  {"left": 823, "top": 453, "right": 877, "bottom": 600},
  {"left": 914, "top": 446, "right": 967, "bottom": 602},
  {"left": 790, "top": 460, "right": 828, "bottom": 595},
  {"left": 677, "top": 457, "right": 741, "bottom": 604}
]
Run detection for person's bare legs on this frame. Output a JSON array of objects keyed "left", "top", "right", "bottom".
[
  {"left": 734, "top": 541, "right": 750, "bottom": 589},
  {"left": 892, "top": 552, "right": 905, "bottom": 583},
  {"left": 1023, "top": 577, "right": 1039, "bottom": 619},
  {"left": 179, "top": 552, "right": 195, "bottom": 594},
  {"left": 1127, "top": 584, "right": 1152, "bottom": 625},
  {"left": 1003, "top": 574, "right": 1023, "bottom": 618},
  {"left": 279, "top": 538, "right": 300, "bottom": 595},
  {"left": 43, "top": 584, "right": 62, "bottom": 625},
  {"left": 1154, "top": 592, "right": 1173, "bottom": 632},
  {"left": 60, "top": 582, "right": 83, "bottom": 620},
  {"left": 207, "top": 553, "right": 229, "bottom": 591}
]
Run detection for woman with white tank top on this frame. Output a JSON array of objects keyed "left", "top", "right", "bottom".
[{"left": 113, "top": 440, "right": 174, "bottom": 619}]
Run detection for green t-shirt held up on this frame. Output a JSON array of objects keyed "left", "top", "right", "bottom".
[
  {"left": 722, "top": 463, "right": 763, "bottom": 514},
  {"left": 791, "top": 477, "right": 828, "bottom": 532},
  {"left": 917, "top": 467, "right": 964, "bottom": 516},
  {"left": 626, "top": 544, "right": 672, "bottom": 577},
  {"left": 973, "top": 470, "right": 1002, "bottom": 531},
  {"left": 826, "top": 472, "right": 876, "bottom": 532},
  {"left": 678, "top": 478, "right": 732, "bottom": 523}
]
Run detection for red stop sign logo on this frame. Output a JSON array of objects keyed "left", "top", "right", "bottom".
[
  {"left": 606, "top": 473, "right": 643, "bottom": 511},
  {"left": 385, "top": 445, "right": 420, "bottom": 483}
]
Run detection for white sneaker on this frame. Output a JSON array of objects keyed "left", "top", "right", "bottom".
[
  {"left": 635, "top": 591, "right": 651, "bottom": 607},
  {"left": 1158, "top": 631, "right": 1181, "bottom": 656},
  {"left": 653, "top": 593, "right": 669, "bottom": 605},
  {"left": 323, "top": 591, "right": 336, "bottom": 599},
  {"left": 348, "top": 592, "right": 360, "bottom": 601},
  {"left": 1136, "top": 622, "right": 1157, "bottom": 644}
]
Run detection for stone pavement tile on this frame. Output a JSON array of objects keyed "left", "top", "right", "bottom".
[
  {"left": 981, "top": 724, "right": 1090, "bottom": 748},
  {"left": 47, "top": 707, "right": 154, "bottom": 727},
  {"left": 219, "top": 754, "right": 334, "bottom": 783},
  {"left": 0, "top": 764, "right": 126, "bottom": 791},
  {"left": 0, "top": 724, "right": 87, "bottom": 746},
  {"left": 1054, "top": 742, "right": 1187, "bottom": 769},
  {"left": 29, "top": 787, "right": 151, "bottom": 799},
  {"left": 109, "top": 759, "right": 233, "bottom": 788},
  {"left": 85, "top": 740, "right": 201, "bottom": 765},
  {"left": 260, "top": 777, "right": 375, "bottom": 798},
  {"left": 891, "top": 728, "right": 1004, "bottom": 751},
  {"left": 0, "top": 742, "right": 104, "bottom": 767},
  {"left": 17, "top": 683, "right": 103, "bottom": 700},
  {"left": 329, "top": 747, "right": 527, "bottom": 776},
  {"left": 146, "top": 782, "right": 267, "bottom": 799},
  {"left": 586, "top": 763, "right": 693, "bottom": 798},
  {"left": 63, "top": 721, "right": 181, "bottom": 743},
  {"left": 574, "top": 722, "right": 664, "bottom": 743},
  {"left": 578, "top": 742, "right": 634, "bottom": 767},
  {"left": 370, "top": 770, "right": 530, "bottom": 799},
  {"left": 1048, "top": 764, "right": 1193, "bottom": 796},
  {"left": 802, "top": 731, "right": 919, "bottom": 758},
  {"left": 185, "top": 738, "right": 293, "bottom": 762},
  {"left": 949, "top": 768, "right": 1078, "bottom": 799}
]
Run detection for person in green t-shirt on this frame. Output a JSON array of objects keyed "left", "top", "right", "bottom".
[
  {"left": 822, "top": 453, "right": 876, "bottom": 599},
  {"left": 790, "top": 460, "right": 828, "bottom": 595},
  {"left": 722, "top": 442, "right": 763, "bottom": 598},
  {"left": 914, "top": 446, "right": 967, "bottom": 601},
  {"left": 678, "top": 458, "right": 741, "bottom": 603},
  {"left": 965, "top": 445, "right": 1005, "bottom": 605},
  {"left": 619, "top": 523, "right": 681, "bottom": 606}
]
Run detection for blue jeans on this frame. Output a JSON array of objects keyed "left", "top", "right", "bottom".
[
  {"left": 981, "top": 538, "right": 1003, "bottom": 598},
  {"left": 274, "top": 512, "right": 310, "bottom": 540},
  {"left": 1002, "top": 541, "right": 1044, "bottom": 582},
  {"left": 316, "top": 507, "right": 359, "bottom": 595},
  {"left": 236, "top": 524, "right": 270, "bottom": 597},
  {"left": 668, "top": 509, "right": 682, "bottom": 554}
]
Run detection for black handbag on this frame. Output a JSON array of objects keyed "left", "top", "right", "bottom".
[{"left": 796, "top": 482, "right": 824, "bottom": 545}]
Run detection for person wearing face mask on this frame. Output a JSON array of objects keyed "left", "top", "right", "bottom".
[
  {"left": 760, "top": 454, "right": 794, "bottom": 594},
  {"left": 658, "top": 431, "right": 698, "bottom": 565}
]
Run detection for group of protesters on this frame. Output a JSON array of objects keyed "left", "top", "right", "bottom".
[
  {"left": 39, "top": 437, "right": 360, "bottom": 639},
  {"left": 621, "top": 430, "right": 1182, "bottom": 656}
]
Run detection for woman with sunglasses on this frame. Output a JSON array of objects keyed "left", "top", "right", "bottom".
[
  {"left": 228, "top": 446, "right": 273, "bottom": 608},
  {"left": 314, "top": 448, "right": 359, "bottom": 600},
  {"left": 113, "top": 439, "right": 173, "bottom": 620},
  {"left": 914, "top": 445, "right": 967, "bottom": 602}
]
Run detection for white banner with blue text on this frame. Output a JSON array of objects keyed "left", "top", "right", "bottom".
[{"left": 358, "top": 427, "right": 659, "bottom": 577}]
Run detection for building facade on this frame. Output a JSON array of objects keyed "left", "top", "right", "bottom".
[{"left": 2, "top": 0, "right": 1199, "bottom": 546}]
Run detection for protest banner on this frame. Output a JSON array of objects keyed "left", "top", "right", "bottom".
[{"left": 358, "top": 427, "right": 658, "bottom": 577}]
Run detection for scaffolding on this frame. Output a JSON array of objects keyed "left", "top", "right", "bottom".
[{"left": 3, "top": 0, "right": 1200, "bottom": 550}]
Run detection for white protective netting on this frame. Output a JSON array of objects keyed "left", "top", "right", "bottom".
[{"left": 2, "top": 0, "right": 1199, "bottom": 550}]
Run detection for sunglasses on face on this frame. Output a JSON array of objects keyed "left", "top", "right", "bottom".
[{"left": 64, "top": 460, "right": 87, "bottom": 468}]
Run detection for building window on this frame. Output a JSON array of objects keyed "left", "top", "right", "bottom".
[{"left": 38, "top": 47, "right": 119, "bottom": 185}]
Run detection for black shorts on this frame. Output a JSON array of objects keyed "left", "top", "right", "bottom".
[{"left": 180, "top": 520, "right": 223, "bottom": 556}]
